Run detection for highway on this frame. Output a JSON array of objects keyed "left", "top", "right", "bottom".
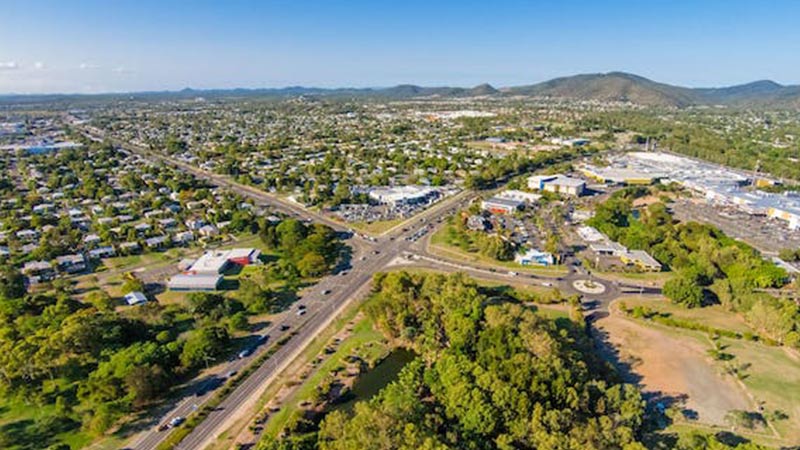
[{"left": 80, "top": 127, "right": 661, "bottom": 450}]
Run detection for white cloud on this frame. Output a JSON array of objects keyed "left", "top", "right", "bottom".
[
  {"left": 0, "top": 61, "right": 18, "bottom": 70},
  {"left": 33, "top": 61, "right": 45, "bottom": 70},
  {"left": 79, "top": 62, "right": 100, "bottom": 70}
]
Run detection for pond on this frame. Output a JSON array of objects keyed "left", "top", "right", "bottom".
[{"left": 332, "top": 348, "right": 416, "bottom": 412}]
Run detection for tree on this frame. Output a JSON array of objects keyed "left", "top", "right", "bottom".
[
  {"left": 0, "top": 266, "right": 26, "bottom": 300},
  {"left": 120, "top": 273, "right": 145, "bottom": 295},
  {"left": 180, "top": 326, "right": 230, "bottom": 369},
  {"left": 663, "top": 273, "right": 704, "bottom": 308},
  {"left": 86, "top": 290, "right": 115, "bottom": 312},
  {"left": 297, "top": 251, "right": 328, "bottom": 278}
]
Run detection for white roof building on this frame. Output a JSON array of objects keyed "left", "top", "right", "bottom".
[
  {"left": 188, "top": 251, "right": 231, "bottom": 274},
  {"left": 168, "top": 274, "right": 222, "bottom": 291},
  {"left": 124, "top": 291, "right": 148, "bottom": 306}
]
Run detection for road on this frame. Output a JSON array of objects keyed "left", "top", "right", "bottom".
[{"left": 81, "top": 127, "right": 661, "bottom": 450}]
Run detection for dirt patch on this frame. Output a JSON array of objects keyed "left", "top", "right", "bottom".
[{"left": 595, "top": 308, "right": 753, "bottom": 426}]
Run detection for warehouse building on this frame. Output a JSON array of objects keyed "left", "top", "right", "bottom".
[{"left": 168, "top": 273, "right": 223, "bottom": 291}]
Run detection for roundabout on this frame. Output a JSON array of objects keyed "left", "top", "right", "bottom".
[{"left": 572, "top": 279, "right": 607, "bottom": 295}]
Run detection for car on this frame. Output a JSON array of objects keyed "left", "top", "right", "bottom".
[
  {"left": 298, "top": 304, "right": 306, "bottom": 309},
  {"left": 238, "top": 348, "right": 252, "bottom": 359},
  {"left": 169, "top": 417, "right": 185, "bottom": 428},
  {"left": 541, "top": 282, "right": 553, "bottom": 287},
  {"left": 297, "top": 309, "right": 307, "bottom": 316},
  {"left": 373, "top": 250, "right": 380, "bottom": 255},
  {"left": 279, "top": 324, "right": 290, "bottom": 331},
  {"left": 322, "top": 289, "right": 331, "bottom": 295},
  {"left": 158, "top": 424, "right": 169, "bottom": 432},
  {"left": 257, "top": 334, "right": 270, "bottom": 344},
  {"left": 227, "top": 370, "right": 238, "bottom": 378},
  {"left": 508, "top": 271, "right": 518, "bottom": 276}
]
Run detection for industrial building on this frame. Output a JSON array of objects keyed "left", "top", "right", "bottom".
[{"left": 167, "top": 273, "right": 223, "bottom": 291}]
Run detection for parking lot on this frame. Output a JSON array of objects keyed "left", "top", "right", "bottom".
[{"left": 672, "top": 198, "right": 800, "bottom": 254}]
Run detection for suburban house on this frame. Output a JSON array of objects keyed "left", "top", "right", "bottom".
[{"left": 124, "top": 291, "right": 148, "bottom": 306}]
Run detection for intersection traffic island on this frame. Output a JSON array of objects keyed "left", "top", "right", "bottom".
[{"left": 572, "top": 279, "right": 606, "bottom": 294}]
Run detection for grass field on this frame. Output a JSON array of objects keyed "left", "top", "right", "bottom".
[
  {"left": 0, "top": 396, "right": 105, "bottom": 450},
  {"left": 619, "top": 296, "right": 755, "bottom": 334},
  {"left": 593, "top": 270, "right": 674, "bottom": 285},
  {"left": 721, "top": 338, "right": 800, "bottom": 443},
  {"left": 348, "top": 218, "right": 405, "bottom": 235}
]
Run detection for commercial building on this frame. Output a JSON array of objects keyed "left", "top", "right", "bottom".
[
  {"left": 515, "top": 248, "right": 555, "bottom": 266},
  {"left": 481, "top": 196, "right": 524, "bottom": 215},
  {"left": 185, "top": 248, "right": 262, "bottom": 275},
  {"left": 620, "top": 250, "right": 663, "bottom": 272},
  {"left": 226, "top": 248, "right": 262, "bottom": 265},
  {"left": 579, "top": 165, "right": 663, "bottom": 185},
  {"left": 768, "top": 206, "right": 800, "bottom": 231},
  {"left": 368, "top": 186, "right": 438, "bottom": 207},
  {"left": 496, "top": 189, "right": 541, "bottom": 204},
  {"left": 188, "top": 251, "right": 231, "bottom": 274},
  {"left": 527, "top": 174, "right": 585, "bottom": 196},
  {"left": 577, "top": 226, "right": 605, "bottom": 243},
  {"left": 167, "top": 273, "right": 223, "bottom": 291}
]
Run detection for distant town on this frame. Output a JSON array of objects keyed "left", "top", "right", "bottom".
[{"left": 1, "top": 83, "right": 800, "bottom": 450}]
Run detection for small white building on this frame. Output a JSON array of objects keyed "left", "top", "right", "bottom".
[{"left": 124, "top": 291, "right": 148, "bottom": 306}]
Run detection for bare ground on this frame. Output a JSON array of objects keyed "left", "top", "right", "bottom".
[{"left": 594, "top": 304, "right": 753, "bottom": 426}]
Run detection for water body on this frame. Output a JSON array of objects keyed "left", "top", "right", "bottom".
[{"left": 332, "top": 348, "right": 416, "bottom": 412}]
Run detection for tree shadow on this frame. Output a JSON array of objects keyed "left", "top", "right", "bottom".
[{"left": 588, "top": 321, "right": 688, "bottom": 434}]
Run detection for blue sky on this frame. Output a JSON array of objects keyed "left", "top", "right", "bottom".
[{"left": 1, "top": 0, "right": 799, "bottom": 94}]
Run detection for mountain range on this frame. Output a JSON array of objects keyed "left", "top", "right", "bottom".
[{"left": 3, "top": 72, "right": 800, "bottom": 108}]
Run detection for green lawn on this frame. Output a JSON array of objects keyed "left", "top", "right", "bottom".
[
  {"left": 263, "top": 316, "right": 389, "bottom": 438},
  {"left": 596, "top": 269, "right": 674, "bottom": 283},
  {"left": 348, "top": 218, "right": 405, "bottom": 235},
  {"left": 722, "top": 338, "right": 800, "bottom": 443},
  {"left": 0, "top": 396, "right": 101, "bottom": 450}
]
